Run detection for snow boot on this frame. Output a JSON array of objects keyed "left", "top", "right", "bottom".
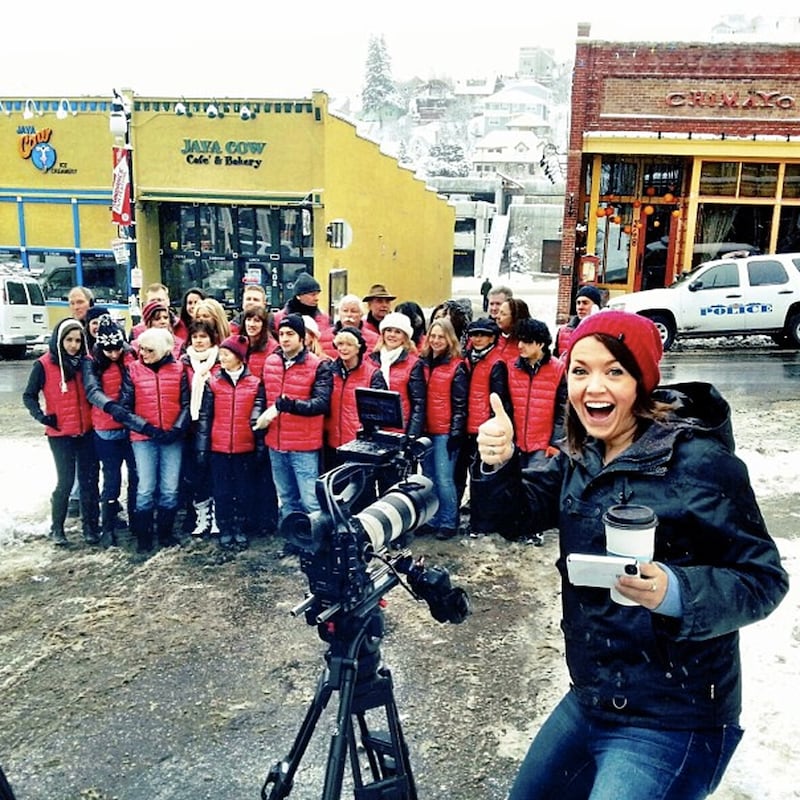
[
  {"left": 50, "top": 496, "right": 69, "bottom": 546},
  {"left": 100, "top": 501, "right": 118, "bottom": 547},
  {"left": 156, "top": 507, "right": 180, "bottom": 548},
  {"left": 191, "top": 498, "right": 212, "bottom": 537},
  {"left": 132, "top": 509, "right": 154, "bottom": 553}
]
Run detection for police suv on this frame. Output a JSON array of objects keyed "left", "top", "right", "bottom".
[{"left": 608, "top": 252, "right": 800, "bottom": 350}]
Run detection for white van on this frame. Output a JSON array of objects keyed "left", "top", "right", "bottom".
[{"left": 0, "top": 266, "right": 49, "bottom": 358}]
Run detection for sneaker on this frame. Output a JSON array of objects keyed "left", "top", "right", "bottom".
[
  {"left": 522, "top": 533, "right": 545, "bottom": 547},
  {"left": 435, "top": 527, "right": 458, "bottom": 540}
]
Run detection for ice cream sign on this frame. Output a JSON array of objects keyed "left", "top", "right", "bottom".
[
  {"left": 180, "top": 139, "right": 266, "bottom": 169},
  {"left": 17, "top": 126, "right": 76, "bottom": 174}
]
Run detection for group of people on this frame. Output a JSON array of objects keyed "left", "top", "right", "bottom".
[
  {"left": 24, "top": 275, "right": 571, "bottom": 552},
  {"left": 21, "top": 275, "right": 790, "bottom": 799}
]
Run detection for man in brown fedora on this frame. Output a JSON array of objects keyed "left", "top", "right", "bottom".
[{"left": 362, "top": 283, "right": 396, "bottom": 337}]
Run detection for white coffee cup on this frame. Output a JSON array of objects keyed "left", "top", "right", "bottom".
[{"left": 603, "top": 504, "right": 658, "bottom": 606}]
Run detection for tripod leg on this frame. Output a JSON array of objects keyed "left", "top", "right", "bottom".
[
  {"left": 321, "top": 656, "right": 360, "bottom": 800},
  {"left": 350, "top": 667, "right": 418, "bottom": 799},
  {"left": 262, "top": 671, "right": 335, "bottom": 800}
]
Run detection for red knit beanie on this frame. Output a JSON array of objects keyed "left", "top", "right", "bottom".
[
  {"left": 566, "top": 310, "right": 663, "bottom": 393},
  {"left": 219, "top": 334, "right": 248, "bottom": 363},
  {"left": 142, "top": 300, "right": 168, "bottom": 326}
]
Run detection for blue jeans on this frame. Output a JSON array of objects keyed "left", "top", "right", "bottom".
[
  {"left": 131, "top": 440, "right": 183, "bottom": 512},
  {"left": 94, "top": 431, "right": 137, "bottom": 506},
  {"left": 422, "top": 434, "right": 458, "bottom": 529},
  {"left": 508, "top": 691, "right": 743, "bottom": 800},
  {"left": 270, "top": 449, "right": 321, "bottom": 520}
]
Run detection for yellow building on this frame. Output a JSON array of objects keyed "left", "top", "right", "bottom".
[{"left": 0, "top": 92, "right": 454, "bottom": 327}]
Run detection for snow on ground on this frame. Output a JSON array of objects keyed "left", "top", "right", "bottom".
[{"left": 3, "top": 274, "right": 798, "bottom": 798}]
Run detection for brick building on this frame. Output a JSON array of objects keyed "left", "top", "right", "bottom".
[{"left": 557, "top": 26, "right": 800, "bottom": 322}]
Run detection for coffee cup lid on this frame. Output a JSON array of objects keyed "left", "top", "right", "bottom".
[{"left": 602, "top": 504, "right": 657, "bottom": 529}]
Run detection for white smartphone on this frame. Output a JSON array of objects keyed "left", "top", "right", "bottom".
[{"left": 566, "top": 553, "right": 640, "bottom": 588}]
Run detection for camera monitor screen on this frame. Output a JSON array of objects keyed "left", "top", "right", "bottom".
[{"left": 355, "top": 388, "right": 404, "bottom": 433}]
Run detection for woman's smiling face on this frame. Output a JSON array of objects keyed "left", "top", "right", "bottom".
[{"left": 567, "top": 335, "right": 639, "bottom": 461}]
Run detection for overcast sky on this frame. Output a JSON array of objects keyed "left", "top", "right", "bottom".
[{"left": 3, "top": 2, "right": 798, "bottom": 101}]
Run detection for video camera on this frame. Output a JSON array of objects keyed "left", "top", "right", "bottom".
[{"left": 282, "top": 439, "right": 469, "bottom": 635}]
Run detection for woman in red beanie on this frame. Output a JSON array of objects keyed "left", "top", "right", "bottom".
[{"left": 471, "top": 310, "right": 788, "bottom": 800}]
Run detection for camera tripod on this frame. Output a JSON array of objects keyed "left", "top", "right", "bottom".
[{"left": 261, "top": 604, "right": 417, "bottom": 800}]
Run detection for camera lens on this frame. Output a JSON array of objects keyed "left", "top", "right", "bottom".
[
  {"left": 355, "top": 476, "right": 438, "bottom": 552},
  {"left": 624, "top": 563, "right": 638, "bottom": 575}
]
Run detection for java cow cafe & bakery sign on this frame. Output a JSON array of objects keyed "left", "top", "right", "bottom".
[{"left": 180, "top": 138, "right": 266, "bottom": 169}]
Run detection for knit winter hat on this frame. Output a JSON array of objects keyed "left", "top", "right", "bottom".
[
  {"left": 142, "top": 300, "right": 169, "bottom": 325},
  {"left": 567, "top": 310, "right": 663, "bottom": 394},
  {"left": 219, "top": 334, "right": 248, "bottom": 363},
  {"left": 279, "top": 313, "right": 306, "bottom": 339},
  {"left": 379, "top": 311, "right": 413, "bottom": 340},
  {"left": 85, "top": 305, "right": 110, "bottom": 325},
  {"left": 575, "top": 285, "right": 603, "bottom": 307},
  {"left": 293, "top": 272, "right": 321, "bottom": 295},
  {"left": 467, "top": 317, "right": 500, "bottom": 337},
  {"left": 94, "top": 314, "right": 125, "bottom": 349},
  {"left": 303, "top": 315, "right": 320, "bottom": 338},
  {"left": 334, "top": 325, "right": 367, "bottom": 356}
]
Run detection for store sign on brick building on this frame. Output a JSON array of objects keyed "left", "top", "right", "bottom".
[{"left": 601, "top": 79, "right": 800, "bottom": 120}]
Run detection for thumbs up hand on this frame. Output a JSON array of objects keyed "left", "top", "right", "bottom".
[{"left": 477, "top": 393, "right": 515, "bottom": 467}]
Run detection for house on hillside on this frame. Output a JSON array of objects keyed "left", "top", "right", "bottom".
[
  {"left": 470, "top": 129, "right": 541, "bottom": 179},
  {"left": 481, "top": 81, "right": 552, "bottom": 133}
]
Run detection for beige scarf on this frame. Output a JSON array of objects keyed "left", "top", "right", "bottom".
[{"left": 187, "top": 345, "right": 219, "bottom": 420}]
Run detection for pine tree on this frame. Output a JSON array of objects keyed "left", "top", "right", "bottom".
[{"left": 361, "top": 34, "right": 395, "bottom": 126}]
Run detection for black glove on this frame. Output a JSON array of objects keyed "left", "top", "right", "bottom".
[
  {"left": 447, "top": 435, "right": 465, "bottom": 455},
  {"left": 142, "top": 423, "right": 162, "bottom": 440},
  {"left": 103, "top": 401, "right": 127, "bottom": 423},
  {"left": 41, "top": 414, "right": 58, "bottom": 429},
  {"left": 275, "top": 395, "right": 295, "bottom": 413},
  {"left": 160, "top": 427, "right": 183, "bottom": 445}
]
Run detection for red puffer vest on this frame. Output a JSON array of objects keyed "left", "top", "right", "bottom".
[
  {"left": 207, "top": 373, "right": 261, "bottom": 454},
  {"left": 90, "top": 353, "right": 135, "bottom": 432},
  {"left": 508, "top": 358, "right": 565, "bottom": 453},
  {"left": 262, "top": 351, "right": 325, "bottom": 451},
  {"left": 127, "top": 359, "right": 185, "bottom": 441},
  {"left": 422, "top": 357, "right": 461, "bottom": 436},
  {"left": 39, "top": 355, "right": 92, "bottom": 437},
  {"left": 325, "top": 360, "right": 382, "bottom": 448},
  {"left": 466, "top": 348, "right": 503, "bottom": 434}
]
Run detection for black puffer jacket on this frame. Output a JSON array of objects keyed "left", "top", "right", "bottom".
[{"left": 471, "top": 382, "right": 789, "bottom": 729}]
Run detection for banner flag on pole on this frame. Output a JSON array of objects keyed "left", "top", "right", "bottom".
[{"left": 111, "top": 146, "right": 132, "bottom": 225}]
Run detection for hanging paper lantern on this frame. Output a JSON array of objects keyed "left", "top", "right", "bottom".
[
  {"left": 645, "top": 186, "right": 656, "bottom": 197},
  {"left": 663, "top": 193, "right": 675, "bottom": 203},
  {"left": 633, "top": 200, "right": 642, "bottom": 209},
  {"left": 623, "top": 225, "right": 632, "bottom": 234},
  {"left": 671, "top": 209, "right": 681, "bottom": 218},
  {"left": 595, "top": 207, "right": 606, "bottom": 218},
  {"left": 604, "top": 206, "right": 615, "bottom": 217},
  {"left": 653, "top": 220, "right": 661, "bottom": 228},
  {"left": 643, "top": 205, "right": 655, "bottom": 216},
  {"left": 612, "top": 215, "right": 621, "bottom": 224}
]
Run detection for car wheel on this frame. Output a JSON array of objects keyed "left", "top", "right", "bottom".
[
  {"left": 645, "top": 314, "right": 675, "bottom": 350},
  {"left": 785, "top": 313, "right": 800, "bottom": 348}
]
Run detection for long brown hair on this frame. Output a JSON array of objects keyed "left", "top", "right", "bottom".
[
  {"left": 564, "top": 333, "right": 675, "bottom": 453},
  {"left": 420, "top": 317, "right": 462, "bottom": 360}
]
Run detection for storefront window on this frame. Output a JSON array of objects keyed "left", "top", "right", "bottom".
[
  {"left": 599, "top": 158, "right": 638, "bottom": 197},
  {"left": 694, "top": 204, "right": 770, "bottom": 267},
  {"left": 699, "top": 162, "right": 738, "bottom": 196},
  {"left": 36, "top": 251, "right": 127, "bottom": 305},
  {"left": 776, "top": 206, "right": 800, "bottom": 252},
  {"left": 782, "top": 165, "right": 800, "bottom": 199},
  {"left": 641, "top": 159, "right": 684, "bottom": 197},
  {"left": 740, "top": 163, "right": 778, "bottom": 198}
]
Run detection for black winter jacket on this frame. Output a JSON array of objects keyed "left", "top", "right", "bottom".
[{"left": 471, "top": 381, "right": 788, "bottom": 730}]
